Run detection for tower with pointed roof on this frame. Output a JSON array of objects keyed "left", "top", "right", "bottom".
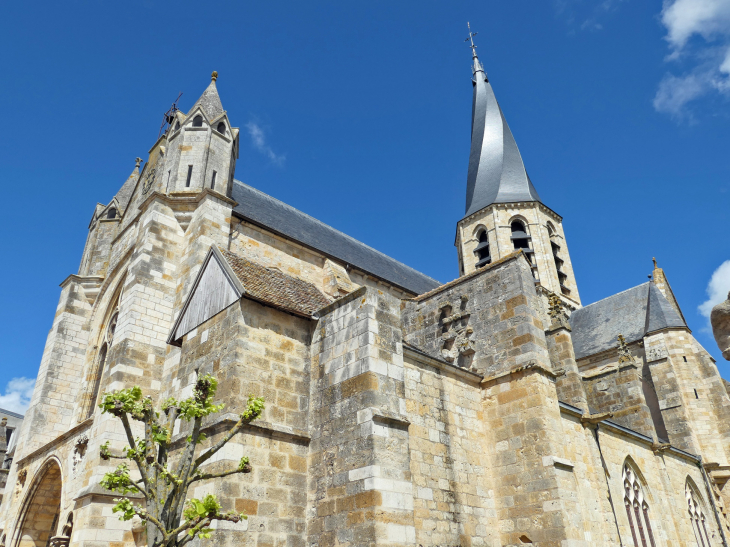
[
  {"left": 159, "top": 71, "right": 240, "bottom": 196},
  {"left": 455, "top": 37, "right": 581, "bottom": 305}
]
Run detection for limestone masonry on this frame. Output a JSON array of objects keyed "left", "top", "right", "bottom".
[{"left": 1, "top": 48, "right": 729, "bottom": 547}]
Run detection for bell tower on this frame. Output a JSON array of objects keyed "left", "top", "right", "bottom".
[
  {"left": 455, "top": 30, "right": 580, "bottom": 306},
  {"left": 159, "top": 71, "right": 240, "bottom": 197}
]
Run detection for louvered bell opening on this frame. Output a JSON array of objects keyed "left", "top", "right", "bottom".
[
  {"left": 475, "top": 240, "right": 490, "bottom": 252},
  {"left": 560, "top": 283, "right": 571, "bottom": 294},
  {"left": 476, "top": 256, "right": 491, "bottom": 268},
  {"left": 520, "top": 247, "right": 534, "bottom": 255},
  {"left": 510, "top": 231, "right": 530, "bottom": 240},
  {"left": 558, "top": 271, "right": 568, "bottom": 281}
]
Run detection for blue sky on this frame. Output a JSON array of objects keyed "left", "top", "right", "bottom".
[{"left": 1, "top": 0, "right": 729, "bottom": 412}]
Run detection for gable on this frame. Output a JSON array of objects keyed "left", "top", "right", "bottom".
[{"left": 167, "top": 246, "right": 244, "bottom": 346}]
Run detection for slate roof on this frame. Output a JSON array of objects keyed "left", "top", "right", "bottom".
[
  {"left": 569, "top": 282, "right": 686, "bottom": 360},
  {"left": 219, "top": 248, "right": 330, "bottom": 317},
  {"left": 463, "top": 50, "right": 541, "bottom": 219},
  {"left": 231, "top": 181, "right": 442, "bottom": 295}
]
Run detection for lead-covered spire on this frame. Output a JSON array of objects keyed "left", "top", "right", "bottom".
[{"left": 463, "top": 28, "right": 541, "bottom": 219}]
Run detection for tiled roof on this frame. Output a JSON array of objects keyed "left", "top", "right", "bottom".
[{"left": 219, "top": 248, "right": 330, "bottom": 317}]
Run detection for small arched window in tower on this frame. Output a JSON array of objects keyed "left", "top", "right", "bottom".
[
  {"left": 686, "top": 481, "right": 713, "bottom": 547},
  {"left": 107, "top": 207, "right": 117, "bottom": 220},
  {"left": 623, "top": 463, "right": 657, "bottom": 547},
  {"left": 511, "top": 220, "right": 538, "bottom": 279},
  {"left": 193, "top": 115, "right": 203, "bottom": 127},
  {"left": 216, "top": 122, "right": 226, "bottom": 135},
  {"left": 474, "top": 230, "right": 491, "bottom": 268},
  {"left": 174, "top": 121, "right": 180, "bottom": 131}
]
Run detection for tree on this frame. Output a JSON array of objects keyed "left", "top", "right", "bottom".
[{"left": 98, "top": 374, "right": 264, "bottom": 547}]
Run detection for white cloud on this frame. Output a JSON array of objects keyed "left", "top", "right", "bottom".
[
  {"left": 245, "top": 122, "right": 285, "bottom": 166},
  {"left": 0, "top": 377, "right": 36, "bottom": 414},
  {"left": 554, "top": 0, "right": 626, "bottom": 31},
  {"left": 655, "top": 0, "right": 730, "bottom": 119},
  {"left": 698, "top": 260, "right": 730, "bottom": 328}
]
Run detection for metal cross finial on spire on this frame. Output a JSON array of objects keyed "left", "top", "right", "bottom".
[
  {"left": 135, "top": 157, "right": 142, "bottom": 168},
  {"left": 465, "top": 22, "right": 478, "bottom": 58},
  {"left": 652, "top": 257, "right": 658, "bottom": 269}
]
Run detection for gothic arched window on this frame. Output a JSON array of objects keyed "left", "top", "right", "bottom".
[
  {"left": 193, "top": 115, "right": 203, "bottom": 127},
  {"left": 687, "top": 480, "right": 713, "bottom": 547},
  {"left": 623, "top": 463, "right": 657, "bottom": 547},
  {"left": 474, "top": 229, "right": 491, "bottom": 268},
  {"left": 216, "top": 122, "right": 226, "bottom": 134},
  {"left": 107, "top": 207, "right": 116, "bottom": 220}
]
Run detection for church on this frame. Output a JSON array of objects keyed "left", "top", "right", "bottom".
[{"left": 1, "top": 41, "right": 729, "bottom": 547}]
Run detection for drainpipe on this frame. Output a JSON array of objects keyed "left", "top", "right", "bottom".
[
  {"left": 593, "top": 423, "right": 625, "bottom": 547},
  {"left": 699, "top": 457, "right": 729, "bottom": 547}
]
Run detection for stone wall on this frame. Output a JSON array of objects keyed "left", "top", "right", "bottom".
[{"left": 402, "top": 253, "right": 551, "bottom": 379}]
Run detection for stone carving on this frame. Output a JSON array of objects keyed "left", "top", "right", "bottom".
[
  {"left": 547, "top": 294, "right": 571, "bottom": 331},
  {"left": 646, "top": 345, "right": 668, "bottom": 362},
  {"left": 439, "top": 295, "right": 475, "bottom": 365},
  {"left": 711, "top": 291, "right": 730, "bottom": 360},
  {"left": 72, "top": 435, "right": 88, "bottom": 476},
  {"left": 617, "top": 334, "right": 636, "bottom": 365}
]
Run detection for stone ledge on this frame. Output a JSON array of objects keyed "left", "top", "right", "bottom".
[
  {"left": 402, "top": 343, "right": 483, "bottom": 385},
  {"left": 73, "top": 482, "right": 144, "bottom": 502},
  {"left": 169, "top": 413, "right": 310, "bottom": 449},
  {"left": 480, "top": 361, "right": 557, "bottom": 387},
  {"left": 313, "top": 286, "right": 367, "bottom": 320},
  {"left": 15, "top": 418, "right": 93, "bottom": 469}
]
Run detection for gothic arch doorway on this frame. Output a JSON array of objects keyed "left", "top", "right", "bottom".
[{"left": 12, "top": 460, "right": 62, "bottom": 547}]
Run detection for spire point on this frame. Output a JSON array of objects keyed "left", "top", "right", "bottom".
[
  {"left": 211, "top": 71, "right": 218, "bottom": 82},
  {"left": 465, "top": 22, "right": 485, "bottom": 76},
  {"left": 135, "top": 157, "right": 142, "bottom": 168},
  {"left": 652, "top": 257, "right": 658, "bottom": 269}
]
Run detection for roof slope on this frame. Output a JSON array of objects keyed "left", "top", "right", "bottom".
[
  {"left": 220, "top": 248, "right": 330, "bottom": 316},
  {"left": 569, "top": 282, "right": 686, "bottom": 360},
  {"left": 187, "top": 76, "right": 224, "bottom": 120},
  {"left": 231, "top": 181, "right": 441, "bottom": 295},
  {"left": 114, "top": 160, "right": 141, "bottom": 213},
  {"left": 464, "top": 50, "right": 541, "bottom": 219}
]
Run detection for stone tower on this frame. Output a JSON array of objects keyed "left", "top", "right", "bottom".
[{"left": 455, "top": 39, "right": 581, "bottom": 306}]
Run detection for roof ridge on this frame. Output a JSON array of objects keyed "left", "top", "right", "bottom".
[{"left": 232, "top": 180, "right": 440, "bottom": 285}]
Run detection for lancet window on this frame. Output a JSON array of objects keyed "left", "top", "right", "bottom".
[
  {"left": 623, "top": 463, "right": 657, "bottom": 547},
  {"left": 687, "top": 481, "right": 713, "bottom": 547},
  {"left": 193, "top": 115, "right": 203, "bottom": 127},
  {"left": 80, "top": 289, "right": 121, "bottom": 421},
  {"left": 474, "top": 229, "right": 491, "bottom": 268},
  {"left": 547, "top": 223, "right": 569, "bottom": 295},
  {"left": 511, "top": 220, "right": 538, "bottom": 280}
]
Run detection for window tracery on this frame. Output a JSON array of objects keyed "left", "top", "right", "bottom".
[
  {"left": 623, "top": 463, "right": 657, "bottom": 547},
  {"left": 687, "top": 481, "right": 713, "bottom": 547}
]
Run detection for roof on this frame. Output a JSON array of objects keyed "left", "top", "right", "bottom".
[
  {"left": 569, "top": 282, "right": 686, "bottom": 360},
  {"left": 463, "top": 51, "right": 541, "bottom": 219},
  {"left": 113, "top": 161, "right": 140, "bottom": 213},
  {"left": 187, "top": 78, "right": 224, "bottom": 120},
  {"left": 0, "top": 407, "right": 24, "bottom": 420},
  {"left": 231, "top": 181, "right": 442, "bottom": 295},
  {"left": 219, "top": 248, "right": 330, "bottom": 317}
]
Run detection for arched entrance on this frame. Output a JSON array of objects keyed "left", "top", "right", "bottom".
[{"left": 13, "top": 460, "right": 62, "bottom": 547}]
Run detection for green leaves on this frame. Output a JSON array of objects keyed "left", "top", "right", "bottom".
[
  {"left": 241, "top": 395, "right": 265, "bottom": 422},
  {"left": 183, "top": 493, "right": 222, "bottom": 522},
  {"left": 99, "top": 386, "right": 146, "bottom": 419},
  {"left": 100, "top": 441, "right": 111, "bottom": 460},
  {"left": 99, "top": 377, "right": 263, "bottom": 546},
  {"left": 112, "top": 498, "right": 142, "bottom": 521},
  {"left": 100, "top": 463, "right": 139, "bottom": 495},
  {"left": 178, "top": 375, "right": 225, "bottom": 421}
]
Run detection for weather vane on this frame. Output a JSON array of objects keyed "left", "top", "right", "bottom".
[{"left": 158, "top": 92, "right": 184, "bottom": 139}]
